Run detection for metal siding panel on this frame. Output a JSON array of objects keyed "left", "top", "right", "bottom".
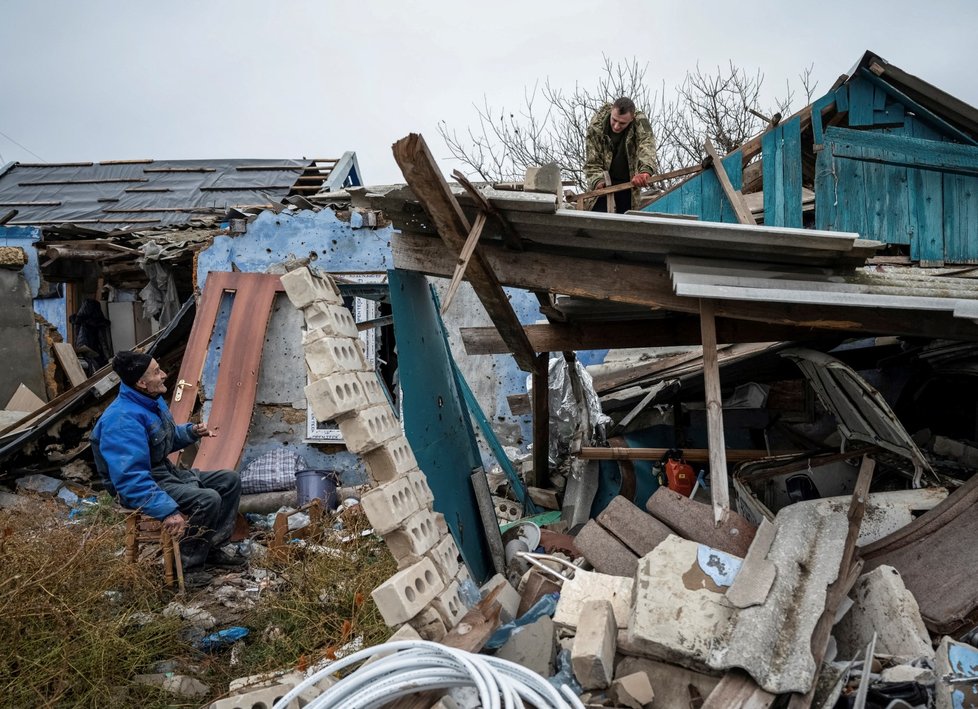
[
  {"left": 908, "top": 167, "right": 944, "bottom": 264},
  {"left": 388, "top": 268, "right": 493, "bottom": 583},
  {"left": 944, "top": 173, "right": 978, "bottom": 264}
]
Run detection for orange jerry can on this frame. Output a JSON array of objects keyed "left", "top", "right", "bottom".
[{"left": 664, "top": 455, "right": 696, "bottom": 497}]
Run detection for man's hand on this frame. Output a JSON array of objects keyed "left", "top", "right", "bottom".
[
  {"left": 594, "top": 180, "right": 606, "bottom": 190},
  {"left": 192, "top": 422, "right": 216, "bottom": 438},
  {"left": 162, "top": 511, "right": 187, "bottom": 539},
  {"left": 631, "top": 172, "right": 652, "bottom": 188}
]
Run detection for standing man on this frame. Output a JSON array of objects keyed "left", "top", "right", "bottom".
[
  {"left": 91, "top": 350, "right": 242, "bottom": 570},
  {"left": 584, "top": 96, "right": 659, "bottom": 213}
]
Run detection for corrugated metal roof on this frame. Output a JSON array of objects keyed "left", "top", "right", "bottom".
[{"left": 0, "top": 156, "right": 352, "bottom": 231}]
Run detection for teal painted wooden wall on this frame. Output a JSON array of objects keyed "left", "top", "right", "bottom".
[{"left": 642, "top": 149, "right": 744, "bottom": 223}]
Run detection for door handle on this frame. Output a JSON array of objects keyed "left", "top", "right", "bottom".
[{"left": 173, "top": 379, "right": 194, "bottom": 402}]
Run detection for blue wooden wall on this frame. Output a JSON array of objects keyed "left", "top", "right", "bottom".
[{"left": 643, "top": 149, "right": 744, "bottom": 223}]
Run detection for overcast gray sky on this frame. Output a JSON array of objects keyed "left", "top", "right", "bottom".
[{"left": 1, "top": 1, "right": 975, "bottom": 184}]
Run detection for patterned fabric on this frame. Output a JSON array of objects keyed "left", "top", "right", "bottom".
[
  {"left": 240, "top": 449, "right": 307, "bottom": 495},
  {"left": 584, "top": 102, "right": 659, "bottom": 208}
]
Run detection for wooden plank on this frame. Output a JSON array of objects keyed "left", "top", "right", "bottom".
[
  {"left": 908, "top": 166, "right": 944, "bottom": 266},
  {"left": 847, "top": 76, "right": 876, "bottom": 127},
  {"left": 827, "top": 126, "right": 978, "bottom": 174},
  {"left": 762, "top": 126, "right": 783, "bottom": 226},
  {"left": 451, "top": 170, "right": 523, "bottom": 251},
  {"left": 944, "top": 173, "right": 978, "bottom": 264},
  {"left": 392, "top": 133, "right": 536, "bottom": 371},
  {"left": 440, "top": 210, "right": 487, "bottom": 314},
  {"left": 814, "top": 149, "right": 836, "bottom": 231},
  {"left": 391, "top": 232, "right": 978, "bottom": 342},
  {"left": 704, "top": 138, "right": 756, "bottom": 225},
  {"left": 459, "top": 319, "right": 833, "bottom": 355},
  {"left": 53, "top": 342, "right": 88, "bottom": 388},
  {"left": 781, "top": 117, "right": 804, "bottom": 229},
  {"left": 577, "top": 446, "right": 785, "bottom": 463},
  {"left": 531, "top": 353, "right": 549, "bottom": 488},
  {"left": 699, "top": 299, "right": 729, "bottom": 525},
  {"left": 5, "top": 383, "right": 45, "bottom": 411}
]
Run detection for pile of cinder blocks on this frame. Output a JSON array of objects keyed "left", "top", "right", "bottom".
[{"left": 281, "top": 267, "right": 470, "bottom": 640}]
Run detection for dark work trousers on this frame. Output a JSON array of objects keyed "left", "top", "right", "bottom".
[
  {"left": 150, "top": 464, "right": 242, "bottom": 569},
  {"left": 592, "top": 189, "right": 632, "bottom": 214}
]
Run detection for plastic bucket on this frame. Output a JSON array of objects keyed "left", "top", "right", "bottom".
[{"left": 294, "top": 469, "right": 339, "bottom": 510}]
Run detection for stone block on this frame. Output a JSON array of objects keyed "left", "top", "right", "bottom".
[
  {"left": 302, "top": 302, "right": 358, "bottom": 338},
  {"left": 646, "top": 486, "right": 756, "bottom": 557},
  {"left": 574, "top": 519, "right": 639, "bottom": 577},
  {"left": 610, "top": 672, "right": 655, "bottom": 709},
  {"left": 370, "top": 557, "right": 445, "bottom": 626},
  {"left": 304, "top": 336, "right": 369, "bottom": 380},
  {"left": 554, "top": 568, "right": 633, "bottom": 630},
  {"left": 492, "top": 496, "right": 522, "bottom": 522},
  {"left": 427, "top": 534, "right": 462, "bottom": 584},
  {"left": 0, "top": 491, "right": 31, "bottom": 510},
  {"left": 359, "top": 477, "right": 422, "bottom": 535},
  {"left": 572, "top": 599, "right": 617, "bottom": 690},
  {"left": 362, "top": 436, "right": 418, "bottom": 482},
  {"left": 433, "top": 511, "right": 449, "bottom": 537},
  {"left": 15, "top": 473, "right": 63, "bottom": 496},
  {"left": 304, "top": 371, "right": 372, "bottom": 423},
  {"left": 383, "top": 508, "right": 440, "bottom": 560},
  {"left": 430, "top": 580, "right": 466, "bottom": 628},
  {"left": 614, "top": 657, "right": 719, "bottom": 708},
  {"left": 496, "top": 616, "right": 556, "bottom": 677},
  {"left": 625, "top": 535, "right": 736, "bottom": 671},
  {"left": 834, "top": 565, "right": 934, "bottom": 661},
  {"left": 406, "top": 468, "right": 435, "bottom": 506},
  {"left": 337, "top": 404, "right": 400, "bottom": 453},
  {"left": 596, "top": 495, "right": 672, "bottom": 557},
  {"left": 523, "top": 163, "right": 562, "bottom": 196},
  {"left": 280, "top": 267, "right": 342, "bottom": 309},
  {"left": 408, "top": 606, "right": 448, "bottom": 641}
]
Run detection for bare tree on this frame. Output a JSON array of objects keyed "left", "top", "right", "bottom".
[{"left": 439, "top": 58, "right": 817, "bottom": 192}]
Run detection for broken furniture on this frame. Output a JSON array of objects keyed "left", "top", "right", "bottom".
[
  {"left": 268, "top": 498, "right": 325, "bottom": 558},
  {"left": 123, "top": 509, "right": 185, "bottom": 593}
]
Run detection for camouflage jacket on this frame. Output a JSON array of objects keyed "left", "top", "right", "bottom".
[{"left": 584, "top": 103, "right": 659, "bottom": 207}]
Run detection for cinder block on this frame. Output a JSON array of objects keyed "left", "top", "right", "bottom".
[
  {"left": 454, "top": 565, "right": 472, "bottom": 590},
  {"left": 492, "top": 496, "right": 522, "bottom": 522},
  {"left": 302, "top": 302, "right": 358, "bottom": 338},
  {"left": 280, "top": 267, "right": 342, "bottom": 309},
  {"left": 337, "top": 404, "right": 400, "bottom": 453},
  {"left": 554, "top": 568, "right": 633, "bottom": 630},
  {"left": 363, "top": 437, "right": 418, "bottom": 483},
  {"left": 574, "top": 520, "right": 639, "bottom": 577},
  {"left": 426, "top": 534, "right": 462, "bottom": 583},
  {"left": 370, "top": 557, "right": 445, "bottom": 626},
  {"left": 359, "top": 477, "right": 422, "bottom": 535},
  {"left": 430, "top": 580, "right": 466, "bottom": 628},
  {"left": 304, "top": 372, "right": 372, "bottom": 423},
  {"left": 433, "top": 511, "right": 449, "bottom": 537},
  {"left": 304, "top": 336, "right": 369, "bottom": 380},
  {"left": 572, "top": 599, "right": 617, "bottom": 690},
  {"left": 406, "top": 468, "right": 435, "bottom": 506},
  {"left": 357, "top": 372, "right": 388, "bottom": 406},
  {"left": 597, "top": 496, "right": 672, "bottom": 557},
  {"left": 407, "top": 606, "right": 447, "bottom": 641},
  {"left": 384, "top": 508, "right": 440, "bottom": 560}
]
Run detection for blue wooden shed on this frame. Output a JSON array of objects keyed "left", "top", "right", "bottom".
[{"left": 645, "top": 51, "right": 978, "bottom": 267}]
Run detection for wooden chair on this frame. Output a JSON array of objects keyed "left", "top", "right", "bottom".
[{"left": 123, "top": 510, "right": 185, "bottom": 593}]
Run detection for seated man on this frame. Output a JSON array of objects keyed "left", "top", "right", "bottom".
[{"left": 91, "top": 350, "right": 242, "bottom": 570}]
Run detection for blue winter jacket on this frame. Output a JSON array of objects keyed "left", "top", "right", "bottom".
[{"left": 91, "top": 382, "right": 199, "bottom": 519}]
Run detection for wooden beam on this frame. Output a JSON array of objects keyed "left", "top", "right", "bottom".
[
  {"left": 531, "top": 353, "right": 550, "bottom": 487},
  {"left": 700, "top": 299, "right": 729, "bottom": 525},
  {"left": 578, "top": 446, "right": 788, "bottom": 463},
  {"left": 440, "top": 210, "right": 487, "bottom": 314},
  {"left": 392, "top": 134, "right": 536, "bottom": 371},
  {"left": 460, "top": 319, "right": 836, "bottom": 354},
  {"left": 451, "top": 170, "right": 524, "bottom": 251},
  {"left": 53, "top": 342, "right": 88, "bottom": 388},
  {"left": 704, "top": 137, "right": 756, "bottom": 225},
  {"left": 392, "top": 232, "right": 978, "bottom": 342}
]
